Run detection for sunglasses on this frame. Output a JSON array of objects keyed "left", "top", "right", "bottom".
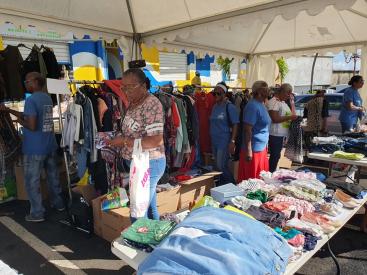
[{"left": 213, "top": 92, "right": 224, "bottom": 96}]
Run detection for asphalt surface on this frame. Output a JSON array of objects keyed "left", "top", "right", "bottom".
[{"left": 0, "top": 193, "right": 366, "bottom": 275}]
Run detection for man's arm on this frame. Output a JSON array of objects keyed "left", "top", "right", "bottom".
[{"left": 1, "top": 106, "right": 37, "bottom": 131}]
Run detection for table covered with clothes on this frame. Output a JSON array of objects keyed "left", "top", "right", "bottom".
[
  {"left": 111, "top": 168, "right": 367, "bottom": 275},
  {"left": 308, "top": 135, "right": 367, "bottom": 182}
]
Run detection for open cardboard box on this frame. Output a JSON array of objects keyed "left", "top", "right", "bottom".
[
  {"left": 178, "top": 173, "right": 219, "bottom": 209},
  {"left": 92, "top": 195, "right": 131, "bottom": 242},
  {"left": 156, "top": 186, "right": 180, "bottom": 214},
  {"left": 91, "top": 172, "right": 220, "bottom": 242}
]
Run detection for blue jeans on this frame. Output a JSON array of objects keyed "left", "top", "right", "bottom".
[
  {"left": 76, "top": 146, "right": 88, "bottom": 178},
  {"left": 341, "top": 122, "right": 356, "bottom": 133},
  {"left": 269, "top": 135, "right": 285, "bottom": 173},
  {"left": 213, "top": 145, "right": 235, "bottom": 186},
  {"left": 23, "top": 152, "right": 64, "bottom": 218},
  {"left": 147, "top": 157, "right": 166, "bottom": 220},
  {"left": 129, "top": 157, "right": 166, "bottom": 222}
]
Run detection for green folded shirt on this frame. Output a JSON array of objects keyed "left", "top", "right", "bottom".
[
  {"left": 246, "top": 190, "right": 268, "bottom": 203},
  {"left": 332, "top": 151, "right": 364, "bottom": 161},
  {"left": 122, "top": 218, "right": 176, "bottom": 246}
]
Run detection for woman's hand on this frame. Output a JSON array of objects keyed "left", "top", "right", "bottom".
[
  {"left": 228, "top": 142, "right": 236, "bottom": 155},
  {"left": 244, "top": 149, "right": 253, "bottom": 162},
  {"left": 105, "top": 136, "right": 124, "bottom": 147},
  {"left": 290, "top": 114, "right": 298, "bottom": 121},
  {"left": 0, "top": 104, "right": 9, "bottom": 112}
]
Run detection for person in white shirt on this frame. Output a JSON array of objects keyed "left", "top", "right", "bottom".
[{"left": 267, "top": 84, "right": 297, "bottom": 172}]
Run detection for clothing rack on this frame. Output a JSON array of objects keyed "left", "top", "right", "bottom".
[
  {"left": 67, "top": 80, "right": 249, "bottom": 90},
  {"left": 52, "top": 79, "right": 104, "bottom": 234},
  {"left": 152, "top": 85, "right": 251, "bottom": 90},
  {"left": 68, "top": 80, "right": 104, "bottom": 85}
]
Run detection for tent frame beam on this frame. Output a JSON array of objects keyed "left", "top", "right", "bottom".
[
  {"left": 348, "top": 8, "right": 367, "bottom": 20},
  {"left": 159, "top": 40, "right": 246, "bottom": 58},
  {"left": 250, "top": 19, "right": 274, "bottom": 54},
  {"left": 254, "top": 40, "right": 367, "bottom": 56},
  {"left": 142, "top": 0, "right": 307, "bottom": 37}
]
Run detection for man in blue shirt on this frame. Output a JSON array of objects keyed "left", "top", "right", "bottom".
[
  {"left": 0, "top": 72, "right": 64, "bottom": 222},
  {"left": 339, "top": 75, "right": 365, "bottom": 133},
  {"left": 210, "top": 82, "right": 239, "bottom": 185}
]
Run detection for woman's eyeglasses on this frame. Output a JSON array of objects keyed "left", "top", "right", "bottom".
[{"left": 120, "top": 83, "right": 142, "bottom": 92}]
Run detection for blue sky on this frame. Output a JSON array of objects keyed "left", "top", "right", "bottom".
[{"left": 333, "top": 50, "right": 361, "bottom": 71}]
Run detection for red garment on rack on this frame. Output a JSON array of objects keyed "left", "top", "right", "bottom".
[
  {"left": 194, "top": 91, "right": 215, "bottom": 153},
  {"left": 103, "top": 80, "right": 128, "bottom": 108},
  {"left": 171, "top": 100, "right": 180, "bottom": 129}
]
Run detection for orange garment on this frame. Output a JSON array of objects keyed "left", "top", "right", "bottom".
[{"left": 262, "top": 201, "right": 294, "bottom": 218}]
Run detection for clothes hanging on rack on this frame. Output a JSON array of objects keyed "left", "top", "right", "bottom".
[
  {"left": 0, "top": 137, "right": 5, "bottom": 184},
  {"left": 98, "top": 92, "right": 126, "bottom": 191},
  {"left": 194, "top": 91, "right": 215, "bottom": 154},
  {"left": 0, "top": 45, "right": 25, "bottom": 101},
  {"left": 62, "top": 84, "right": 126, "bottom": 193},
  {"left": 61, "top": 102, "right": 84, "bottom": 153},
  {"left": 21, "top": 45, "right": 61, "bottom": 105},
  {"left": 21, "top": 45, "right": 48, "bottom": 80},
  {"left": 0, "top": 112, "right": 21, "bottom": 163},
  {"left": 41, "top": 47, "right": 61, "bottom": 79},
  {"left": 154, "top": 91, "right": 200, "bottom": 171}
]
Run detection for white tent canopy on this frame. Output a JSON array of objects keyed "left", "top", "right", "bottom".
[
  {"left": 1, "top": 0, "right": 367, "bottom": 90},
  {"left": 1, "top": 0, "right": 366, "bottom": 55}
]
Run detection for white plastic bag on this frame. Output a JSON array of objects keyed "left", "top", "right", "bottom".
[{"left": 129, "top": 139, "right": 150, "bottom": 218}]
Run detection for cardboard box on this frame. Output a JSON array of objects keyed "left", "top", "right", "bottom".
[
  {"left": 202, "top": 153, "right": 214, "bottom": 166},
  {"left": 92, "top": 195, "right": 103, "bottom": 236},
  {"left": 15, "top": 165, "right": 48, "bottom": 201},
  {"left": 92, "top": 195, "right": 131, "bottom": 242},
  {"left": 156, "top": 186, "right": 180, "bottom": 214},
  {"left": 178, "top": 174, "right": 216, "bottom": 209},
  {"left": 91, "top": 172, "right": 220, "bottom": 242},
  {"left": 278, "top": 149, "right": 292, "bottom": 169}
]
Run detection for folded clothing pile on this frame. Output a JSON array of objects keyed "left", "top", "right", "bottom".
[
  {"left": 332, "top": 151, "right": 364, "bottom": 161},
  {"left": 122, "top": 218, "right": 176, "bottom": 251}
]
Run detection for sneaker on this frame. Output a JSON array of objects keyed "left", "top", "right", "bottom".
[
  {"left": 25, "top": 214, "right": 45, "bottom": 223},
  {"left": 51, "top": 205, "right": 66, "bottom": 212}
]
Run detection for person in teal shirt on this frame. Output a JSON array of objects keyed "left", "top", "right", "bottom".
[
  {"left": 339, "top": 75, "right": 365, "bottom": 133},
  {"left": 209, "top": 82, "right": 239, "bottom": 185}
]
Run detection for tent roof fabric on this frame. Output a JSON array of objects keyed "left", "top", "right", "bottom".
[{"left": 0, "top": 0, "right": 366, "bottom": 55}]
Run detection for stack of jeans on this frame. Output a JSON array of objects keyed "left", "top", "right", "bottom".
[{"left": 139, "top": 207, "right": 292, "bottom": 275}]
